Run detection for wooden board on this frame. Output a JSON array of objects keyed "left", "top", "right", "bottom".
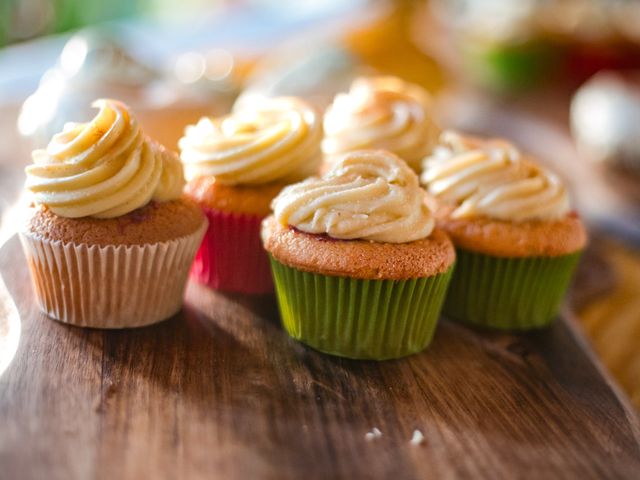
[{"left": 1, "top": 235, "right": 639, "bottom": 479}]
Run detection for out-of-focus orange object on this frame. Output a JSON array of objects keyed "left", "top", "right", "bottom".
[
  {"left": 579, "top": 240, "right": 640, "bottom": 409},
  {"left": 344, "top": 0, "right": 445, "bottom": 94}
]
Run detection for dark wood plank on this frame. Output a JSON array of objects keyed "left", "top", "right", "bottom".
[{"left": 1, "top": 234, "right": 639, "bottom": 480}]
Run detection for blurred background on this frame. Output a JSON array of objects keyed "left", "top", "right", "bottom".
[{"left": 0, "top": 0, "right": 639, "bottom": 408}]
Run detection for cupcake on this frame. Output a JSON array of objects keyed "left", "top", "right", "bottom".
[
  {"left": 179, "top": 96, "right": 322, "bottom": 294},
  {"left": 421, "top": 131, "right": 588, "bottom": 330},
  {"left": 263, "top": 150, "right": 455, "bottom": 360},
  {"left": 20, "top": 99, "right": 207, "bottom": 328},
  {"left": 323, "top": 76, "right": 440, "bottom": 172}
]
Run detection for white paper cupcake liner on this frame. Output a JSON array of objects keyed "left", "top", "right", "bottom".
[{"left": 18, "top": 221, "right": 207, "bottom": 328}]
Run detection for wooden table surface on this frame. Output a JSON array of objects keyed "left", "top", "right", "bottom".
[
  {"left": 1, "top": 101, "right": 640, "bottom": 478},
  {"left": 1, "top": 234, "right": 640, "bottom": 480}
]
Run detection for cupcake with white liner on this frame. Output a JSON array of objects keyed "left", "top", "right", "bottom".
[{"left": 20, "top": 99, "right": 206, "bottom": 328}]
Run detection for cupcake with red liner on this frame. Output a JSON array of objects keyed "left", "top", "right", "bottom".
[
  {"left": 323, "top": 76, "right": 440, "bottom": 172},
  {"left": 179, "top": 97, "right": 322, "bottom": 293},
  {"left": 20, "top": 99, "right": 207, "bottom": 328},
  {"left": 421, "top": 131, "right": 588, "bottom": 330},
  {"left": 263, "top": 150, "right": 455, "bottom": 359}
]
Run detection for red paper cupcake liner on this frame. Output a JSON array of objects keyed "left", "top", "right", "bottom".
[{"left": 190, "top": 207, "right": 273, "bottom": 294}]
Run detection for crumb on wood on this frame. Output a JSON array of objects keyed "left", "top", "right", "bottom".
[
  {"left": 410, "top": 429, "right": 425, "bottom": 446},
  {"left": 365, "top": 427, "right": 382, "bottom": 442}
]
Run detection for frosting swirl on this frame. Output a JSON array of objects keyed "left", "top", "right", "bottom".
[
  {"left": 421, "top": 131, "right": 570, "bottom": 222},
  {"left": 272, "top": 150, "right": 434, "bottom": 243},
  {"left": 323, "top": 76, "right": 440, "bottom": 171},
  {"left": 179, "top": 97, "right": 322, "bottom": 185},
  {"left": 25, "top": 99, "right": 185, "bottom": 219}
]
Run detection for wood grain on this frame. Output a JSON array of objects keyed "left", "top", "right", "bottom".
[{"left": 1, "top": 235, "right": 639, "bottom": 480}]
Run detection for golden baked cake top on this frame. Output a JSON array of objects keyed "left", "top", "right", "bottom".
[
  {"left": 421, "top": 131, "right": 570, "bottom": 222},
  {"left": 323, "top": 76, "right": 440, "bottom": 171},
  {"left": 184, "top": 175, "right": 284, "bottom": 217},
  {"left": 436, "top": 212, "right": 587, "bottom": 257},
  {"left": 26, "top": 200, "right": 204, "bottom": 247},
  {"left": 25, "top": 99, "right": 185, "bottom": 219},
  {"left": 179, "top": 97, "right": 322, "bottom": 186},
  {"left": 262, "top": 217, "right": 455, "bottom": 280}
]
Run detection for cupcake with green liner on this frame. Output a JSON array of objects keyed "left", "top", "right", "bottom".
[
  {"left": 421, "top": 131, "right": 588, "bottom": 330},
  {"left": 322, "top": 76, "right": 440, "bottom": 172},
  {"left": 262, "top": 150, "right": 456, "bottom": 360}
]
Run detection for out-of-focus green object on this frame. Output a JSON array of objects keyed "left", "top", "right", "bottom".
[
  {"left": 0, "top": 0, "right": 137, "bottom": 46},
  {"left": 52, "top": 0, "right": 137, "bottom": 35},
  {"left": 431, "top": 0, "right": 640, "bottom": 92},
  {"left": 464, "top": 41, "right": 561, "bottom": 91},
  {"left": 0, "top": 0, "right": 224, "bottom": 47}
]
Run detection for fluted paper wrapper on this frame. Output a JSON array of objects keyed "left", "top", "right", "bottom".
[
  {"left": 444, "top": 248, "right": 582, "bottom": 330},
  {"left": 270, "top": 256, "right": 454, "bottom": 360},
  {"left": 190, "top": 207, "right": 273, "bottom": 294},
  {"left": 19, "top": 222, "right": 206, "bottom": 329}
]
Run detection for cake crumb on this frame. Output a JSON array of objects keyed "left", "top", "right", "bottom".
[
  {"left": 410, "top": 429, "right": 425, "bottom": 446},
  {"left": 365, "top": 427, "right": 383, "bottom": 441}
]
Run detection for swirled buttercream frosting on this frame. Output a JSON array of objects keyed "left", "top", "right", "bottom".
[
  {"left": 179, "top": 97, "right": 322, "bottom": 185},
  {"left": 272, "top": 150, "right": 434, "bottom": 243},
  {"left": 25, "top": 99, "right": 185, "bottom": 219},
  {"left": 323, "top": 76, "right": 440, "bottom": 171},
  {"left": 421, "top": 131, "right": 570, "bottom": 222}
]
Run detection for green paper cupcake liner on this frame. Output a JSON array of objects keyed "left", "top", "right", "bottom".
[
  {"left": 269, "top": 257, "right": 454, "bottom": 360},
  {"left": 443, "top": 248, "right": 582, "bottom": 330}
]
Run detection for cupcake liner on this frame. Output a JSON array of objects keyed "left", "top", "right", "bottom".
[
  {"left": 190, "top": 207, "right": 273, "bottom": 294},
  {"left": 443, "top": 248, "right": 582, "bottom": 330},
  {"left": 19, "top": 221, "right": 207, "bottom": 329},
  {"left": 269, "top": 257, "right": 454, "bottom": 360}
]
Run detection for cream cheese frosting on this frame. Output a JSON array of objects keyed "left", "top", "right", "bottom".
[
  {"left": 25, "top": 99, "right": 185, "bottom": 219},
  {"left": 323, "top": 76, "right": 440, "bottom": 171},
  {"left": 272, "top": 150, "right": 434, "bottom": 243},
  {"left": 179, "top": 97, "right": 322, "bottom": 185},
  {"left": 421, "top": 131, "right": 570, "bottom": 222}
]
